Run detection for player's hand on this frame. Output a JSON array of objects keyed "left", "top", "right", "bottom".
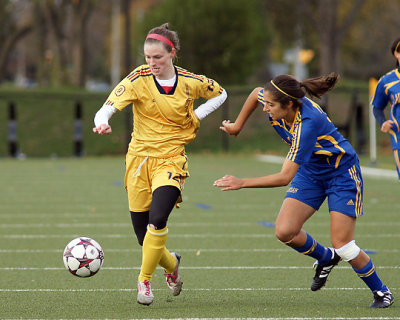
[
  {"left": 381, "top": 120, "right": 394, "bottom": 133},
  {"left": 213, "top": 175, "right": 243, "bottom": 191},
  {"left": 93, "top": 124, "right": 112, "bottom": 135},
  {"left": 219, "top": 120, "right": 241, "bottom": 136}
]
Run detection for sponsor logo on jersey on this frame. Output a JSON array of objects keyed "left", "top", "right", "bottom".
[
  {"left": 287, "top": 187, "right": 298, "bottom": 193},
  {"left": 347, "top": 199, "right": 354, "bottom": 205}
]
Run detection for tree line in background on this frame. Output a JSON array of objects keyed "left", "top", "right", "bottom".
[{"left": 1, "top": 0, "right": 399, "bottom": 88}]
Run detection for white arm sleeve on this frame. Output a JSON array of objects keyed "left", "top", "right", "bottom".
[
  {"left": 94, "top": 104, "right": 117, "bottom": 127},
  {"left": 194, "top": 88, "right": 227, "bottom": 120}
]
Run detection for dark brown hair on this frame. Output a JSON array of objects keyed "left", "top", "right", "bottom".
[
  {"left": 391, "top": 37, "right": 400, "bottom": 67},
  {"left": 145, "top": 23, "right": 180, "bottom": 52},
  {"left": 264, "top": 73, "right": 339, "bottom": 107}
]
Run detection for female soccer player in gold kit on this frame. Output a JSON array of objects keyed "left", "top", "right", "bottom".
[{"left": 93, "top": 23, "right": 227, "bottom": 305}]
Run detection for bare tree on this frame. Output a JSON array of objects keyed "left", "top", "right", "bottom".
[
  {"left": 32, "top": 0, "right": 49, "bottom": 86},
  {"left": 122, "top": 0, "right": 132, "bottom": 76},
  {"left": 0, "top": 25, "right": 32, "bottom": 82},
  {"left": 37, "top": 0, "right": 97, "bottom": 87},
  {"left": 71, "top": 0, "right": 96, "bottom": 87},
  {"left": 42, "top": 0, "right": 70, "bottom": 85},
  {"left": 0, "top": 1, "right": 33, "bottom": 82},
  {"left": 306, "top": 0, "right": 366, "bottom": 74}
]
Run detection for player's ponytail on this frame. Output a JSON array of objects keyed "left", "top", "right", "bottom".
[
  {"left": 300, "top": 73, "right": 339, "bottom": 100},
  {"left": 265, "top": 73, "right": 339, "bottom": 107}
]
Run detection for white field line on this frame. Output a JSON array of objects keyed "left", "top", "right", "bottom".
[
  {"left": 256, "top": 154, "right": 398, "bottom": 180},
  {"left": 0, "top": 222, "right": 254, "bottom": 228},
  {"left": 1, "top": 248, "right": 399, "bottom": 254},
  {"left": 0, "top": 233, "right": 399, "bottom": 239},
  {"left": 0, "top": 213, "right": 114, "bottom": 218},
  {"left": 1, "top": 221, "right": 400, "bottom": 228},
  {"left": 1, "top": 248, "right": 289, "bottom": 253},
  {"left": 0, "top": 288, "right": 371, "bottom": 292},
  {"left": 0, "top": 287, "right": 397, "bottom": 292},
  {"left": 1, "top": 318, "right": 399, "bottom": 320},
  {"left": 1, "top": 266, "right": 399, "bottom": 271}
]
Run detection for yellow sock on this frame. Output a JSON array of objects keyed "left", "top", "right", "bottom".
[
  {"left": 138, "top": 226, "right": 168, "bottom": 282},
  {"left": 158, "top": 248, "right": 176, "bottom": 274}
]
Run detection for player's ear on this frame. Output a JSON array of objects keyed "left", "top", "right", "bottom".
[{"left": 170, "top": 48, "right": 177, "bottom": 59}]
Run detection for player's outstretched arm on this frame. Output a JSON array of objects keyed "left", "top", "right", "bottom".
[
  {"left": 213, "top": 158, "right": 299, "bottom": 191},
  {"left": 219, "top": 87, "right": 262, "bottom": 136}
]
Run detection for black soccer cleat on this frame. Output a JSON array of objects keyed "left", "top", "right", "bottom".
[
  {"left": 311, "top": 248, "right": 341, "bottom": 291},
  {"left": 370, "top": 289, "right": 394, "bottom": 308}
]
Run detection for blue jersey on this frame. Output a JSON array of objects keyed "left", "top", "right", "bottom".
[
  {"left": 258, "top": 89, "right": 358, "bottom": 178},
  {"left": 371, "top": 67, "right": 400, "bottom": 133}
]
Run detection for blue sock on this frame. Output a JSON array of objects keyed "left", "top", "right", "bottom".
[
  {"left": 293, "top": 233, "right": 332, "bottom": 264},
  {"left": 353, "top": 259, "right": 387, "bottom": 293}
]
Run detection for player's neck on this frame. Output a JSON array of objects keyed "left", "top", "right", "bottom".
[
  {"left": 155, "top": 65, "right": 175, "bottom": 80},
  {"left": 284, "top": 108, "right": 297, "bottom": 127}
]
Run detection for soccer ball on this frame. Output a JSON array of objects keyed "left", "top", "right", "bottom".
[{"left": 63, "top": 237, "right": 104, "bottom": 277}]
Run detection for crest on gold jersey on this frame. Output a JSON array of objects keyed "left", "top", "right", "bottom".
[{"left": 115, "top": 85, "right": 126, "bottom": 96}]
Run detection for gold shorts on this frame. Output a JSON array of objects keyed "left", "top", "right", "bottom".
[{"left": 124, "top": 152, "right": 189, "bottom": 212}]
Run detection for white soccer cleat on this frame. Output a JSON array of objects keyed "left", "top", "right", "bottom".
[
  {"left": 164, "top": 252, "right": 183, "bottom": 296},
  {"left": 137, "top": 280, "right": 154, "bottom": 305}
]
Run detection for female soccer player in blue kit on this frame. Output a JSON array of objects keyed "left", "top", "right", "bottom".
[
  {"left": 214, "top": 73, "right": 393, "bottom": 308},
  {"left": 371, "top": 37, "right": 400, "bottom": 179}
]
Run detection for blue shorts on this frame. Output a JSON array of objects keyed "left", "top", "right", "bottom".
[{"left": 285, "top": 163, "right": 363, "bottom": 217}]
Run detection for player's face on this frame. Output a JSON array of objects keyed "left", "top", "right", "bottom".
[
  {"left": 263, "top": 90, "right": 291, "bottom": 121},
  {"left": 144, "top": 42, "right": 175, "bottom": 79},
  {"left": 395, "top": 50, "right": 400, "bottom": 63}
]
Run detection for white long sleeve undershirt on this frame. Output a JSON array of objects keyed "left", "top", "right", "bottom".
[
  {"left": 94, "top": 104, "right": 117, "bottom": 127},
  {"left": 194, "top": 88, "right": 227, "bottom": 120}
]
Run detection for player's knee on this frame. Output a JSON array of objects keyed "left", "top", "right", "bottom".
[
  {"left": 335, "top": 240, "right": 361, "bottom": 261},
  {"left": 275, "top": 223, "right": 300, "bottom": 244},
  {"left": 275, "top": 226, "right": 296, "bottom": 243},
  {"left": 148, "top": 218, "right": 167, "bottom": 230}
]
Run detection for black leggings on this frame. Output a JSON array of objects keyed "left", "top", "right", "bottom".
[{"left": 130, "top": 185, "right": 180, "bottom": 246}]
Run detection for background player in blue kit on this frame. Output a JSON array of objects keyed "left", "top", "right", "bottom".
[
  {"left": 371, "top": 37, "right": 400, "bottom": 179},
  {"left": 214, "top": 73, "right": 394, "bottom": 308}
]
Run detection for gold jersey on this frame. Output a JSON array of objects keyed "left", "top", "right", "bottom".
[{"left": 104, "top": 65, "right": 224, "bottom": 157}]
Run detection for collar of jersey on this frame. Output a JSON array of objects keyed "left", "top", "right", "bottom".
[
  {"left": 288, "top": 108, "right": 301, "bottom": 134},
  {"left": 153, "top": 66, "right": 178, "bottom": 95}
]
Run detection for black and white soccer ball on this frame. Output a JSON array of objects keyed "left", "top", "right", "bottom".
[{"left": 63, "top": 237, "right": 104, "bottom": 277}]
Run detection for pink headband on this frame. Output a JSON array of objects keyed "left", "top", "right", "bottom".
[{"left": 146, "top": 34, "right": 175, "bottom": 49}]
